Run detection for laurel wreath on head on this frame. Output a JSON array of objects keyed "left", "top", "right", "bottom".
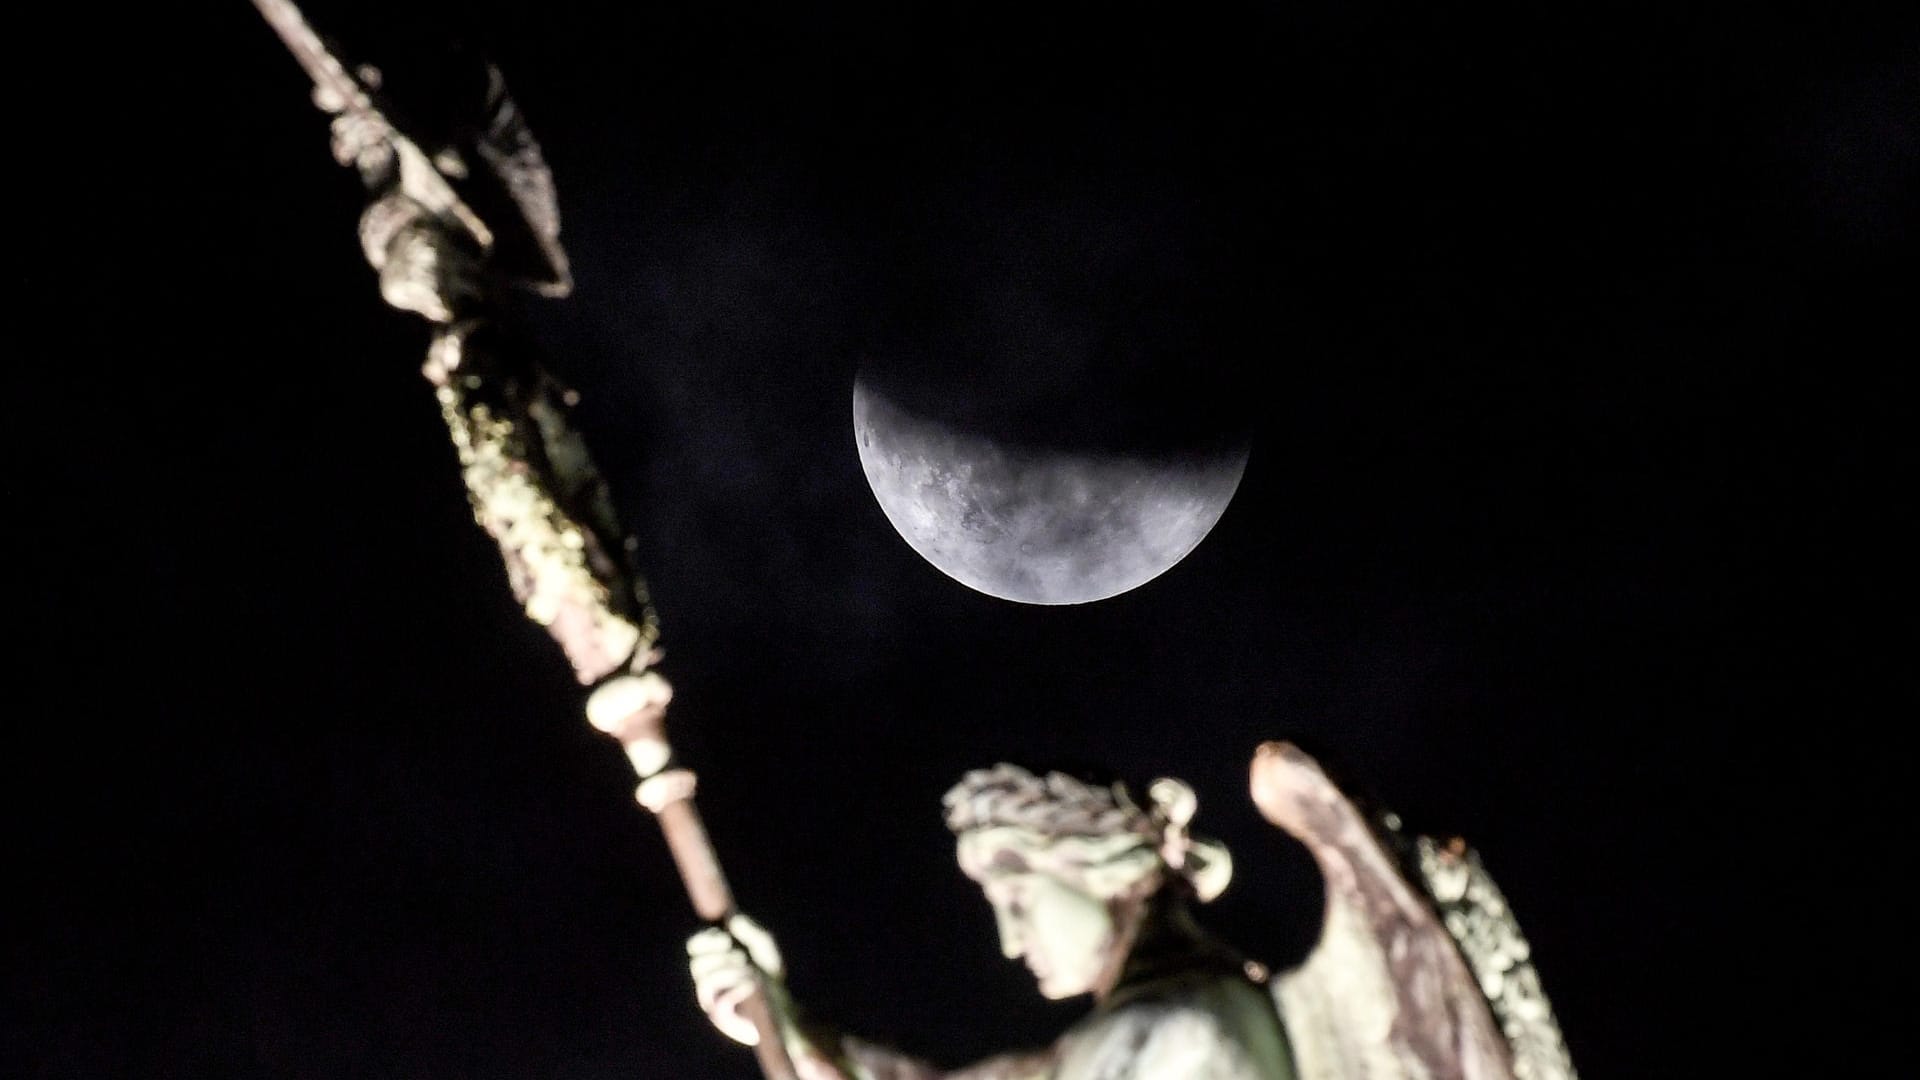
[{"left": 943, "top": 764, "right": 1232, "bottom": 902}]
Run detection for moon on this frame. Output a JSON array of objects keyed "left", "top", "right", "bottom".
[{"left": 853, "top": 379, "right": 1250, "bottom": 605}]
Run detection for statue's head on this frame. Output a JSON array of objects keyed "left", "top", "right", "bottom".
[{"left": 943, "top": 764, "right": 1232, "bottom": 1000}]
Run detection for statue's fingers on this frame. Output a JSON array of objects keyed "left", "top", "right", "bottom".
[
  {"left": 694, "top": 975, "right": 731, "bottom": 1016},
  {"left": 726, "top": 913, "right": 785, "bottom": 980},
  {"left": 712, "top": 980, "right": 763, "bottom": 1046},
  {"left": 686, "top": 926, "right": 735, "bottom": 957},
  {"left": 691, "top": 955, "right": 755, "bottom": 1013},
  {"left": 693, "top": 966, "right": 746, "bottom": 1014},
  {"left": 689, "top": 949, "right": 754, "bottom": 985},
  {"left": 327, "top": 111, "right": 393, "bottom": 170}
]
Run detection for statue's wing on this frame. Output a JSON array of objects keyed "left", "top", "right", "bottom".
[
  {"left": 1249, "top": 742, "right": 1577, "bottom": 1080},
  {"left": 427, "top": 62, "right": 573, "bottom": 297}
]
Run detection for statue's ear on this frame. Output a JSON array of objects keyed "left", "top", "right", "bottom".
[{"left": 1183, "top": 836, "right": 1233, "bottom": 902}]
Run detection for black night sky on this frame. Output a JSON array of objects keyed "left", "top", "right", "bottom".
[{"left": 11, "top": 3, "right": 1914, "bottom": 1078}]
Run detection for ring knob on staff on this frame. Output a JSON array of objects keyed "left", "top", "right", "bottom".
[{"left": 587, "top": 671, "right": 674, "bottom": 778}]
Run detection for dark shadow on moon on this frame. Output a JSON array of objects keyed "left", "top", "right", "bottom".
[{"left": 853, "top": 380, "right": 1249, "bottom": 605}]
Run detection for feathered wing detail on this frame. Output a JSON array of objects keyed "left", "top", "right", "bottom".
[
  {"left": 1249, "top": 742, "right": 1576, "bottom": 1080},
  {"left": 1411, "top": 837, "right": 1577, "bottom": 1080},
  {"left": 469, "top": 63, "right": 572, "bottom": 296}
]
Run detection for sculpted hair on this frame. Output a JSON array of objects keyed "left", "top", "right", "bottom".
[
  {"left": 943, "top": 764, "right": 1158, "bottom": 841},
  {"left": 943, "top": 764, "right": 1233, "bottom": 903}
]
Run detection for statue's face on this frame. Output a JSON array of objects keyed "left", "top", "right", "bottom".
[{"left": 972, "top": 846, "right": 1119, "bottom": 1000}]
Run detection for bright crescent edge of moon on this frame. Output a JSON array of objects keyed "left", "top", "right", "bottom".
[{"left": 853, "top": 379, "right": 1250, "bottom": 606}]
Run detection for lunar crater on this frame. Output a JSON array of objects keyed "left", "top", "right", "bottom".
[{"left": 852, "top": 377, "right": 1247, "bottom": 605}]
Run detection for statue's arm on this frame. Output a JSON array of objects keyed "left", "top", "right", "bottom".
[{"left": 691, "top": 924, "right": 1053, "bottom": 1079}]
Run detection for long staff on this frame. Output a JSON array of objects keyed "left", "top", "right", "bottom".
[{"left": 250, "top": 3, "right": 796, "bottom": 1075}]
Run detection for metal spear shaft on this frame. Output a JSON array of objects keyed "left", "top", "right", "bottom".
[
  {"left": 249, "top": 0, "right": 496, "bottom": 251},
  {"left": 587, "top": 673, "right": 798, "bottom": 1080}
]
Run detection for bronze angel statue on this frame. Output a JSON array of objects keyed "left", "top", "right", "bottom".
[{"left": 689, "top": 744, "right": 1580, "bottom": 1080}]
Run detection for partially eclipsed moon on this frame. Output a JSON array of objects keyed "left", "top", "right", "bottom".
[{"left": 853, "top": 379, "right": 1249, "bottom": 605}]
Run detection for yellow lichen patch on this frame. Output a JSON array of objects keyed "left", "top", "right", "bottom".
[{"left": 431, "top": 336, "right": 643, "bottom": 684}]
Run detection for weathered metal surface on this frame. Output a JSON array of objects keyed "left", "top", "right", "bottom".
[{"left": 1254, "top": 741, "right": 1577, "bottom": 1080}]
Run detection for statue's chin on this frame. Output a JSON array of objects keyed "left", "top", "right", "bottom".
[{"left": 1034, "top": 973, "right": 1089, "bottom": 1000}]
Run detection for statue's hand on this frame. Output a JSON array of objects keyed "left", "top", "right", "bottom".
[
  {"left": 330, "top": 109, "right": 396, "bottom": 177},
  {"left": 687, "top": 913, "right": 786, "bottom": 1047},
  {"left": 355, "top": 191, "right": 488, "bottom": 324}
]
